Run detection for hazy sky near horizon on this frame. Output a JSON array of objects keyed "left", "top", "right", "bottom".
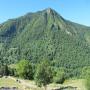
[{"left": 0, "top": 0, "right": 90, "bottom": 26}]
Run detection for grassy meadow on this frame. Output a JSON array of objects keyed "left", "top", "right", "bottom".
[{"left": 0, "top": 76, "right": 87, "bottom": 90}]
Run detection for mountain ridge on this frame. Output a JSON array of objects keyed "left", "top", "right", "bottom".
[{"left": 0, "top": 8, "right": 90, "bottom": 77}]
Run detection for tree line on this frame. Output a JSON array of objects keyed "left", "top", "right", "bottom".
[
  {"left": 0, "top": 59, "right": 90, "bottom": 90},
  {"left": 0, "top": 59, "right": 65, "bottom": 89}
]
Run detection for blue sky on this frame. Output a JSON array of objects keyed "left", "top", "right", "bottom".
[{"left": 0, "top": 0, "right": 90, "bottom": 26}]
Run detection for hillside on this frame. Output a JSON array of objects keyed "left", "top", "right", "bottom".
[{"left": 0, "top": 8, "right": 90, "bottom": 77}]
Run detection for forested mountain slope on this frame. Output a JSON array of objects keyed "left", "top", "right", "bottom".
[{"left": 0, "top": 8, "right": 90, "bottom": 76}]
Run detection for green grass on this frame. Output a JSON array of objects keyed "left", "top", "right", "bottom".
[
  {"left": 63, "top": 79, "right": 87, "bottom": 90},
  {"left": 0, "top": 76, "right": 43, "bottom": 90},
  {"left": 45, "top": 79, "right": 87, "bottom": 90},
  {"left": 0, "top": 77, "right": 23, "bottom": 90},
  {"left": 0, "top": 77, "right": 87, "bottom": 90}
]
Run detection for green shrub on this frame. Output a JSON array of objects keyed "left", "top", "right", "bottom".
[{"left": 53, "top": 68, "right": 65, "bottom": 84}]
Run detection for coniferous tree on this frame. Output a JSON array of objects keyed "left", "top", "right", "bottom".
[{"left": 34, "top": 60, "right": 53, "bottom": 90}]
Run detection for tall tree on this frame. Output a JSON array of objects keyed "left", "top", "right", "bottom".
[
  {"left": 16, "top": 59, "right": 33, "bottom": 79},
  {"left": 34, "top": 60, "right": 53, "bottom": 90}
]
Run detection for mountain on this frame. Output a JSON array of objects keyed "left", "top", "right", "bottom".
[{"left": 0, "top": 8, "right": 90, "bottom": 76}]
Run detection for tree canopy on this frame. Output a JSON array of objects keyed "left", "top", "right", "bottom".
[
  {"left": 34, "top": 60, "right": 53, "bottom": 89},
  {"left": 16, "top": 59, "right": 33, "bottom": 79}
]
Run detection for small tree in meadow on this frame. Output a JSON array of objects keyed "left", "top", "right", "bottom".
[
  {"left": 34, "top": 60, "right": 53, "bottom": 90},
  {"left": 16, "top": 59, "right": 33, "bottom": 79}
]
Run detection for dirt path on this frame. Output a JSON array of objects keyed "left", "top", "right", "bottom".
[
  {"left": 9, "top": 76, "right": 37, "bottom": 90},
  {"left": 9, "top": 77, "right": 84, "bottom": 90}
]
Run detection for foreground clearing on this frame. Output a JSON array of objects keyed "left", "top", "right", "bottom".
[
  {"left": 0, "top": 76, "right": 23, "bottom": 90},
  {"left": 0, "top": 77, "right": 87, "bottom": 90},
  {"left": 63, "top": 79, "right": 87, "bottom": 90}
]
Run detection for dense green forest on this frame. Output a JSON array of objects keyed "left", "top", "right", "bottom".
[{"left": 0, "top": 8, "right": 90, "bottom": 79}]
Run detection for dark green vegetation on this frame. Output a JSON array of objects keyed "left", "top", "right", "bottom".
[
  {"left": 16, "top": 59, "right": 33, "bottom": 79},
  {"left": 0, "top": 8, "right": 90, "bottom": 79},
  {"left": 0, "top": 60, "right": 87, "bottom": 90},
  {"left": 0, "top": 60, "right": 65, "bottom": 89},
  {"left": 0, "top": 65, "right": 9, "bottom": 76},
  {"left": 86, "top": 75, "right": 90, "bottom": 90},
  {"left": 34, "top": 60, "right": 53, "bottom": 89},
  {"left": 81, "top": 66, "right": 90, "bottom": 90}
]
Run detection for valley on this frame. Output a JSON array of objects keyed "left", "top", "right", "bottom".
[{"left": 0, "top": 8, "right": 90, "bottom": 90}]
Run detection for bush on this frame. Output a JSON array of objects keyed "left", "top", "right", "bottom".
[
  {"left": 0, "top": 65, "right": 10, "bottom": 76},
  {"left": 16, "top": 59, "right": 33, "bottom": 79},
  {"left": 34, "top": 60, "right": 53, "bottom": 89},
  {"left": 53, "top": 68, "right": 65, "bottom": 84},
  {"left": 86, "top": 76, "right": 90, "bottom": 90},
  {"left": 81, "top": 66, "right": 90, "bottom": 90}
]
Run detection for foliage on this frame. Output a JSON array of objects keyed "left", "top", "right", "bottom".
[
  {"left": 86, "top": 75, "right": 90, "bottom": 90},
  {"left": 0, "top": 8, "right": 90, "bottom": 78},
  {"left": 34, "top": 60, "right": 53, "bottom": 88},
  {"left": 81, "top": 66, "right": 90, "bottom": 78},
  {"left": 16, "top": 59, "right": 33, "bottom": 79},
  {"left": 53, "top": 68, "right": 65, "bottom": 84},
  {"left": 0, "top": 65, "right": 10, "bottom": 76},
  {"left": 81, "top": 66, "right": 90, "bottom": 90}
]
